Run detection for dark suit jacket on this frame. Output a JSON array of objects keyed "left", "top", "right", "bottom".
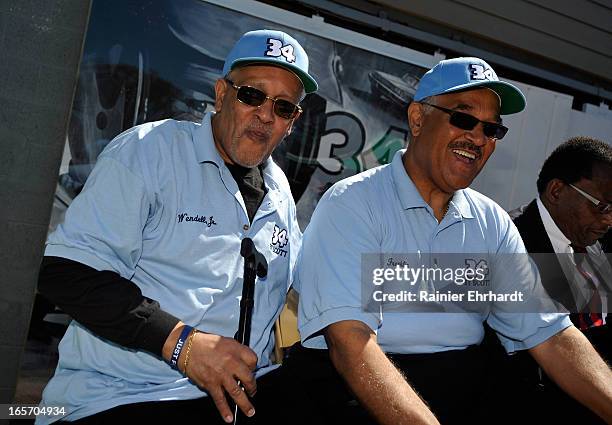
[
  {"left": 512, "top": 199, "right": 610, "bottom": 359},
  {"left": 511, "top": 200, "right": 610, "bottom": 425},
  {"left": 513, "top": 200, "right": 579, "bottom": 311}
]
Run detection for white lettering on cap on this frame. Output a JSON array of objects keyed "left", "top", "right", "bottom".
[
  {"left": 265, "top": 38, "right": 296, "bottom": 63},
  {"left": 469, "top": 63, "right": 495, "bottom": 81}
]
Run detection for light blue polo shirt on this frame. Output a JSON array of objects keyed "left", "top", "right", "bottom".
[
  {"left": 38, "top": 113, "right": 301, "bottom": 423},
  {"left": 297, "top": 149, "right": 571, "bottom": 354}
]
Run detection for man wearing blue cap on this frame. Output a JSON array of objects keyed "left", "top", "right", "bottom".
[
  {"left": 36, "top": 30, "right": 317, "bottom": 424},
  {"left": 292, "top": 57, "right": 612, "bottom": 424}
]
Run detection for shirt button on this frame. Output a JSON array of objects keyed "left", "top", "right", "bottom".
[{"left": 243, "top": 224, "right": 249, "bottom": 231}]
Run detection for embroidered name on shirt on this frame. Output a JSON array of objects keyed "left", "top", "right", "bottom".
[
  {"left": 177, "top": 213, "right": 217, "bottom": 227},
  {"left": 270, "top": 225, "right": 288, "bottom": 257}
]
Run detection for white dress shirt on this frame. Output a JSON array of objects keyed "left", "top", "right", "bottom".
[{"left": 537, "top": 197, "right": 609, "bottom": 317}]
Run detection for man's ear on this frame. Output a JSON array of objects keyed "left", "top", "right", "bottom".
[
  {"left": 544, "top": 178, "right": 565, "bottom": 206},
  {"left": 214, "top": 78, "right": 229, "bottom": 113},
  {"left": 407, "top": 102, "right": 424, "bottom": 137}
]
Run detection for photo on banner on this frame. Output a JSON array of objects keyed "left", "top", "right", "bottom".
[{"left": 54, "top": 0, "right": 429, "bottom": 230}]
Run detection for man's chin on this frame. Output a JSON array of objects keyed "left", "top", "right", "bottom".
[
  {"left": 585, "top": 231, "right": 608, "bottom": 247},
  {"left": 444, "top": 166, "right": 480, "bottom": 191},
  {"left": 231, "top": 153, "right": 268, "bottom": 168},
  {"left": 233, "top": 159, "right": 262, "bottom": 168},
  {"left": 230, "top": 137, "right": 272, "bottom": 167},
  {"left": 448, "top": 177, "right": 475, "bottom": 192}
]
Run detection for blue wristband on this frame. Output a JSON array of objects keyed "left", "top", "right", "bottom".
[{"left": 169, "top": 325, "right": 193, "bottom": 370}]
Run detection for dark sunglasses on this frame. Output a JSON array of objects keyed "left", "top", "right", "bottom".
[
  {"left": 225, "top": 79, "right": 302, "bottom": 120},
  {"left": 569, "top": 184, "right": 611, "bottom": 214},
  {"left": 420, "top": 102, "right": 508, "bottom": 140}
]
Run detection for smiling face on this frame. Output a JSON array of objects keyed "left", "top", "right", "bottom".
[
  {"left": 406, "top": 88, "right": 501, "bottom": 195},
  {"left": 211, "top": 65, "right": 303, "bottom": 167}
]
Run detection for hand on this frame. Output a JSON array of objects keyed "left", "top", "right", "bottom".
[{"left": 163, "top": 324, "right": 258, "bottom": 423}]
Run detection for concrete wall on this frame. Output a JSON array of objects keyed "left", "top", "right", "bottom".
[{"left": 0, "top": 0, "right": 91, "bottom": 403}]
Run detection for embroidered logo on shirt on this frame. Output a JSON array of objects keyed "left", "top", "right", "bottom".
[
  {"left": 463, "top": 258, "right": 490, "bottom": 286},
  {"left": 177, "top": 213, "right": 217, "bottom": 228},
  {"left": 270, "top": 225, "right": 288, "bottom": 257}
]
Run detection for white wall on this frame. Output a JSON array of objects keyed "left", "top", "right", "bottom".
[{"left": 472, "top": 81, "right": 612, "bottom": 211}]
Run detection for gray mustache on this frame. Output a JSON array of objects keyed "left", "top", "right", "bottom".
[{"left": 244, "top": 122, "right": 272, "bottom": 138}]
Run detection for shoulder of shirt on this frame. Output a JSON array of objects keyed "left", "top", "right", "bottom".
[
  {"left": 320, "top": 164, "right": 390, "bottom": 204},
  {"left": 460, "top": 187, "right": 510, "bottom": 219},
  {"left": 99, "top": 119, "right": 199, "bottom": 159}
]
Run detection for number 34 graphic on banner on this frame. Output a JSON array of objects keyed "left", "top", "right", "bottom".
[{"left": 266, "top": 38, "right": 296, "bottom": 63}]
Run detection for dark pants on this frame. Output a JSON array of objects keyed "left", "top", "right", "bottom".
[
  {"left": 473, "top": 324, "right": 606, "bottom": 425},
  {"left": 281, "top": 342, "right": 492, "bottom": 425},
  {"left": 58, "top": 366, "right": 318, "bottom": 424}
]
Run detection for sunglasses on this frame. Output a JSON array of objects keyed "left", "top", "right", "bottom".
[
  {"left": 420, "top": 102, "right": 508, "bottom": 140},
  {"left": 568, "top": 184, "right": 611, "bottom": 214},
  {"left": 225, "top": 79, "right": 302, "bottom": 120}
]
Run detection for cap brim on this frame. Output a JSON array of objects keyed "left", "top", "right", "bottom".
[
  {"left": 230, "top": 58, "right": 318, "bottom": 94},
  {"left": 440, "top": 80, "right": 526, "bottom": 115}
]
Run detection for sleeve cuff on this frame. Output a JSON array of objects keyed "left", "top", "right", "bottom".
[
  {"left": 299, "top": 306, "right": 381, "bottom": 349},
  {"left": 135, "top": 307, "right": 180, "bottom": 356},
  {"left": 45, "top": 244, "right": 118, "bottom": 274},
  {"left": 500, "top": 314, "right": 573, "bottom": 353}
]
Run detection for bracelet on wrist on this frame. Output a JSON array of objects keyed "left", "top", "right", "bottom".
[
  {"left": 168, "top": 325, "right": 193, "bottom": 370},
  {"left": 183, "top": 328, "right": 198, "bottom": 375}
]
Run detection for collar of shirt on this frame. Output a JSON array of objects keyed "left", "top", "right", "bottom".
[
  {"left": 536, "top": 196, "right": 572, "bottom": 254},
  {"left": 390, "top": 149, "right": 474, "bottom": 219}
]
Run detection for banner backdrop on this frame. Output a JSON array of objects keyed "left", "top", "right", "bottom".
[{"left": 61, "top": 0, "right": 430, "bottom": 228}]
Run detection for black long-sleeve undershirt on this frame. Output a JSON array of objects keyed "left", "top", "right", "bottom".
[
  {"left": 38, "top": 256, "right": 179, "bottom": 356},
  {"left": 38, "top": 163, "right": 267, "bottom": 357}
]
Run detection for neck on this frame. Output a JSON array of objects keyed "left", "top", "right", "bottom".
[{"left": 402, "top": 152, "right": 452, "bottom": 221}]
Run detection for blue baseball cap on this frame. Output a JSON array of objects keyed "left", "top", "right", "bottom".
[
  {"left": 414, "top": 57, "right": 526, "bottom": 115},
  {"left": 222, "top": 29, "right": 318, "bottom": 94}
]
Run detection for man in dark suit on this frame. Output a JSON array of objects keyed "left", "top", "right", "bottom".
[{"left": 511, "top": 136, "right": 611, "bottom": 424}]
